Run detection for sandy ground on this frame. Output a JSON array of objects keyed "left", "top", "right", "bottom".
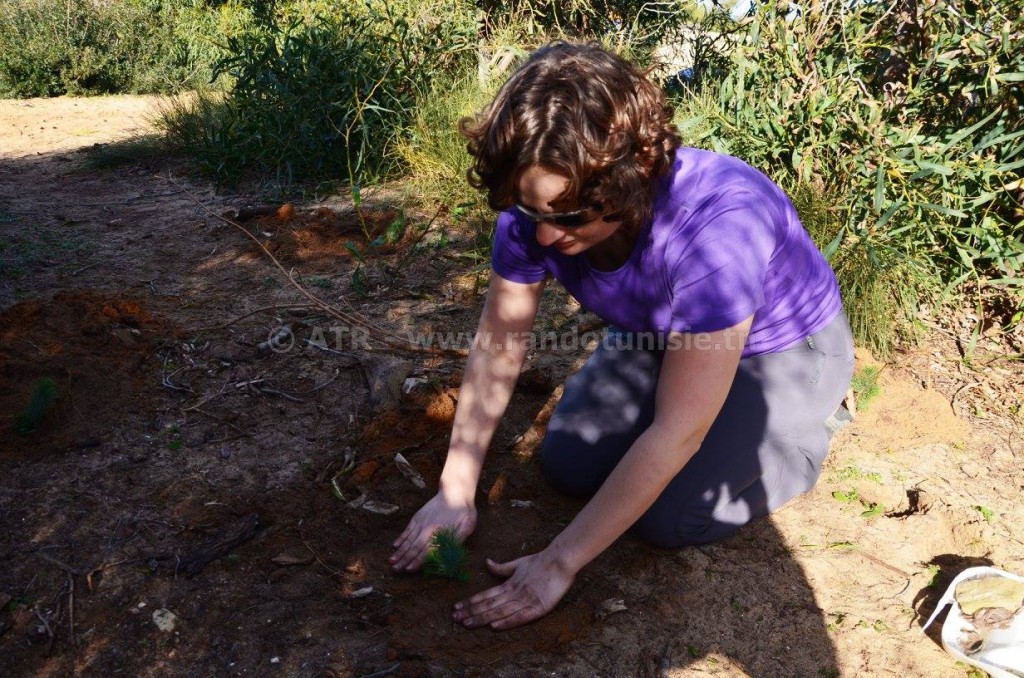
[{"left": 0, "top": 95, "right": 1022, "bottom": 677}]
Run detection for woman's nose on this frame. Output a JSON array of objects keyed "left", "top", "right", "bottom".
[{"left": 535, "top": 220, "right": 565, "bottom": 247}]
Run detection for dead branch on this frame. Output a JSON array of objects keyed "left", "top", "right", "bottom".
[
  {"left": 190, "top": 303, "right": 321, "bottom": 333},
  {"left": 300, "top": 535, "right": 345, "bottom": 580},
  {"left": 254, "top": 385, "right": 304, "bottom": 403},
  {"left": 147, "top": 513, "right": 260, "bottom": 579}
]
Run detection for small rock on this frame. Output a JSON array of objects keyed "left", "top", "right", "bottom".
[
  {"left": 152, "top": 608, "right": 177, "bottom": 632},
  {"left": 510, "top": 499, "right": 535, "bottom": 509},
  {"left": 350, "top": 587, "right": 374, "bottom": 598},
  {"left": 270, "top": 656, "right": 281, "bottom": 664},
  {"left": 362, "top": 356, "right": 413, "bottom": 414}
]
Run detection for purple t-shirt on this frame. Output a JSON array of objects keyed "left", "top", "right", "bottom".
[{"left": 491, "top": 147, "right": 842, "bottom": 357}]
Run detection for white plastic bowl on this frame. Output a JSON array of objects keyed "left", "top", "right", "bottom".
[{"left": 921, "top": 566, "right": 1024, "bottom": 678}]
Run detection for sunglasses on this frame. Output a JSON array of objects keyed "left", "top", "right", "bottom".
[{"left": 514, "top": 203, "right": 602, "bottom": 228}]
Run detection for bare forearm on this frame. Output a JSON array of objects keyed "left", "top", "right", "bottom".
[
  {"left": 547, "top": 423, "right": 702, "bottom": 574},
  {"left": 440, "top": 334, "right": 528, "bottom": 499}
]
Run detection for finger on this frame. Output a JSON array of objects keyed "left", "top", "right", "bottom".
[
  {"left": 389, "top": 531, "right": 411, "bottom": 562},
  {"left": 391, "top": 529, "right": 430, "bottom": 571},
  {"left": 453, "top": 583, "right": 508, "bottom": 620},
  {"left": 489, "top": 604, "right": 542, "bottom": 630},
  {"left": 392, "top": 523, "right": 413, "bottom": 549},
  {"left": 454, "top": 585, "right": 516, "bottom": 625},
  {"left": 463, "top": 599, "right": 526, "bottom": 629}
]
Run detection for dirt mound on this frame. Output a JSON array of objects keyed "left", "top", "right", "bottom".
[
  {"left": 0, "top": 290, "right": 177, "bottom": 456},
  {"left": 242, "top": 205, "right": 401, "bottom": 270}
]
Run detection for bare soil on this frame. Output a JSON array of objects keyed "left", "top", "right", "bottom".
[{"left": 1, "top": 95, "right": 1022, "bottom": 677}]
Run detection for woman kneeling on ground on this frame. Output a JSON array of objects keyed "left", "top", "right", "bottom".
[{"left": 389, "top": 41, "right": 855, "bottom": 630}]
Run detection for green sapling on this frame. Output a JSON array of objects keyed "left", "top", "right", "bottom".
[{"left": 422, "top": 526, "right": 470, "bottom": 583}]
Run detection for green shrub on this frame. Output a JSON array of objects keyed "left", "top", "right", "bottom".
[
  {"left": 163, "top": 1, "right": 477, "bottom": 187},
  {"left": 0, "top": 0, "right": 239, "bottom": 97},
  {"left": 674, "top": 1, "right": 1024, "bottom": 350}
]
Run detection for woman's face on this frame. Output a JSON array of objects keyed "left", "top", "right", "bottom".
[{"left": 516, "top": 165, "right": 622, "bottom": 256}]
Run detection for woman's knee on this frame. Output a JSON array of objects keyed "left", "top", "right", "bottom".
[
  {"left": 632, "top": 493, "right": 760, "bottom": 549},
  {"left": 539, "top": 430, "right": 610, "bottom": 498},
  {"left": 631, "top": 506, "right": 730, "bottom": 549}
]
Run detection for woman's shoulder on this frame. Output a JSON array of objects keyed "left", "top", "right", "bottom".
[
  {"left": 667, "top": 148, "right": 780, "bottom": 197},
  {"left": 655, "top": 147, "right": 790, "bottom": 220}
]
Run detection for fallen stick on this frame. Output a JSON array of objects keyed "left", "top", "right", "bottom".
[
  {"left": 168, "top": 175, "right": 466, "bottom": 358},
  {"left": 147, "top": 513, "right": 260, "bottom": 579}
]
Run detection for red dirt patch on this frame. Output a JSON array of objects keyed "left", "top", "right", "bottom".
[
  {"left": 243, "top": 205, "right": 401, "bottom": 270},
  {"left": 0, "top": 290, "right": 176, "bottom": 456}
]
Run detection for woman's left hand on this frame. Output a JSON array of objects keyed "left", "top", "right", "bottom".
[{"left": 452, "top": 549, "right": 575, "bottom": 630}]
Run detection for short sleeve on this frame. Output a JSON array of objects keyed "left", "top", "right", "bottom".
[
  {"left": 491, "top": 210, "right": 548, "bottom": 284},
  {"left": 666, "top": 189, "right": 775, "bottom": 333}
]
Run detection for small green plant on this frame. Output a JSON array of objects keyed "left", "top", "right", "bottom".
[
  {"left": 422, "top": 526, "right": 470, "bottom": 583},
  {"left": 851, "top": 366, "right": 881, "bottom": 411},
  {"left": 833, "top": 488, "right": 884, "bottom": 517},
  {"left": 925, "top": 564, "right": 942, "bottom": 588},
  {"left": 831, "top": 489, "right": 859, "bottom": 504},
  {"left": 15, "top": 377, "right": 58, "bottom": 435},
  {"left": 832, "top": 465, "right": 882, "bottom": 484},
  {"left": 860, "top": 503, "right": 884, "bottom": 519},
  {"left": 827, "top": 541, "right": 856, "bottom": 550},
  {"left": 826, "top": 612, "right": 847, "bottom": 632},
  {"left": 956, "top": 661, "right": 988, "bottom": 678},
  {"left": 164, "top": 422, "right": 183, "bottom": 450},
  {"left": 974, "top": 505, "right": 995, "bottom": 522}
]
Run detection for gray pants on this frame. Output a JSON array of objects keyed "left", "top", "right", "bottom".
[{"left": 540, "top": 313, "right": 855, "bottom": 548}]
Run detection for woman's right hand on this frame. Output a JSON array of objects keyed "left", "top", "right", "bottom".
[{"left": 389, "top": 491, "right": 477, "bottom": 572}]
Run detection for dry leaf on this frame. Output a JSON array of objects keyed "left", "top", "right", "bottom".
[
  {"left": 362, "top": 500, "right": 400, "bottom": 515},
  {"left": 956, "top": 576, "right": 1024, "bottom": 615},
  {"left": 394, "top": 453, "right": 426, "bottom": 490}
]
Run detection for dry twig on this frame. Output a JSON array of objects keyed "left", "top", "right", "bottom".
[{"left": 168, "top": 175, "right": 466, "bottom": 358}]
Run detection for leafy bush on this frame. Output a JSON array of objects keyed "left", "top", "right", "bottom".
[
  {"left": 674, "top": 0, "right": 1024, "bottom": 350},
  {"left": 0, "top": 0, "right": 238, "bottom": 97},
  {"left": 165, "top": 0, "right": 477, "bottom": 186}
]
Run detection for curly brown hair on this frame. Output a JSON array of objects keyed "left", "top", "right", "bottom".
[{"left": 460, "top": 42, "right": 681, "bottom": 233}]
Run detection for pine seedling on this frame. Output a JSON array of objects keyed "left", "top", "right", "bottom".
[
  {"left": 15, "top": 377, "right": 57, "bottom": 435},
  {"left": 422, "top": 526, "right": 470, "bottom": 583}
]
